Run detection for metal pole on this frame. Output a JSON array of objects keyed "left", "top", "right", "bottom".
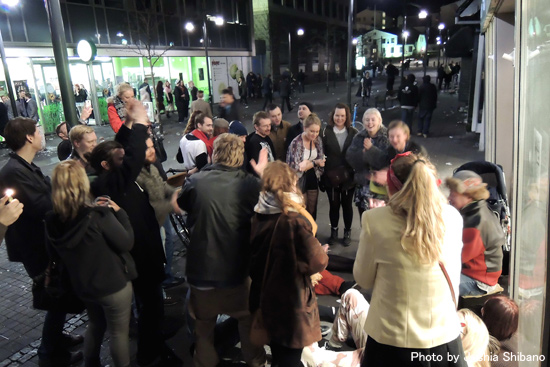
[
  {"left": 326, "top": 25, "right": 329, "bottom": 93},
  {"left": 288, "top": 31, "right": 291, "bottom": 75},
  {"left": 401, "top": 15, "right": 407, "bottom": 78},
  {"left": 423, "top": 16, "right": 431, "bottom": 77},
  {"left": 44, "top": 0, "right": 78, "bottom": 127},
  {"left": 87, "top": 62, "right": 102, "bottom": 126},
  {"left": 203, "top": 17, "right": 213, "bottom": 110},
  {"left": 0, "top": 30, "right": 18, "bottom": 117},
  {"left": 346, "top": 0, "right": 355, "bottom": 107}
]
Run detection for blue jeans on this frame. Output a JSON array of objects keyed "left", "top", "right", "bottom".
[
  {"left": 459, "top": 273, "right": 485, "bottom": 296},
  {"left": 417, "top": 109, "right": 434, "bottom": 135},
  {"left": 38, "top": 310, "right": 68, "bottom": 360},
  {"left": 162, "top": 216, "right": 175, "bottom": 284},
  {"left": 400, "top": 108, "right": 415, "bottom": 131}
]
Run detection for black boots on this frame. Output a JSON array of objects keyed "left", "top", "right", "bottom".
[
  {"left": 343, "top": 229, "right": 352, "bottom": 246},
  {"left": 329, "top": 227, "right": 338, "bottom": 245}
]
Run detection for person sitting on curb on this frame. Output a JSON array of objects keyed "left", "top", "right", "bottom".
[{"left": 446, "top": 170, "right": 505, "bottom": 296}]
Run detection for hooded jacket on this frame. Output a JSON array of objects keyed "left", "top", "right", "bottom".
[
  {"left": 45, "top": 206, "right": 136, "bottom": 299},
  {"left": 460, "top": 199, "right": 504, "bottom": 286}
]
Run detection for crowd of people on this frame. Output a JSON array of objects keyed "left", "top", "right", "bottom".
[{"left": 0, "top": 74, "right": 516, "bottom": 367}]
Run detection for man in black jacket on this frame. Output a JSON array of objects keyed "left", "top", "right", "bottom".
[
  {"left": 285, "top": 101, "right": 313, "bottom": 155},
  {"left": 89, "top": 100, "right": 175, "bottom": 367},
  {"left": 245, "top": 111, "right": 276, "bottom": 173},
  {"left": 0, "top": 118, "right": 83, "bottom": 367},
  {"left": 417, "top": 75, "right": 438, "bottom": 138},
  {"left": 218, "top": 89, "right": 243, "bottom": 122},
  {"left": 398, "top": 74, "right": 419, "bottom": 132},
  {"left": 174, "top": 80, "right": 189, "bottom": 124},
  {"left": 177, "top": 134, "right": 267, "bottom": 367}
]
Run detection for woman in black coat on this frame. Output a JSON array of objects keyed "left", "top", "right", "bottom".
[
  {"left": 45, "top": 160, "right": 135, "bottom": 367},
  {"left": 321, "top": 103, "right": 358, "bottom": 246}
]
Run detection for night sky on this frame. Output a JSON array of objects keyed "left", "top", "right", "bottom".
[{"left": 358, "top": 0, "right": 460, "bottom": 16}]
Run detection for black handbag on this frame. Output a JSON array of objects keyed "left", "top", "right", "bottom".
[
  {"left": 324, "top": 166, "right": 350, "bottom": 187},
  {"left": 32, "top": 259, "right": 85, "bottom": 314}
]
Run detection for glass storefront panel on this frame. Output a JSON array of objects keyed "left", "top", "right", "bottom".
[{"left": 514, "top": 0, "right": 550, "bottom": 364}]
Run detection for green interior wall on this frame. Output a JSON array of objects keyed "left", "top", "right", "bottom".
[{"left": 190, "top": 57, "right": 210, "bottom": 102}]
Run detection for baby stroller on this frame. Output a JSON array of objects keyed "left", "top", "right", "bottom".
[{"left": 454, "top": 161, "right": 512, "bottom": 275}]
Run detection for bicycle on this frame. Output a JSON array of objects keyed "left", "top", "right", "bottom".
[
  {"left": 352, "top": 103, "right": 365, "bottom": 132},
  {"left": 166, "top": 168, "right": 191, "bottom": 252}
]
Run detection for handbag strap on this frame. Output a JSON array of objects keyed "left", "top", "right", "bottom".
[{"left": 439, "top": 261, "right": 457, "bottom": 309}]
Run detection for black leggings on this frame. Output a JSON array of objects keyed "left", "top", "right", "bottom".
[
  {"left": 271, "top": 342, "right": 304, "bottom": 367},
  {"left": 326, "top": 187, "right": 354, "bottom": 229},
  {"left": 362, "top": 335, "right": 467, "bottom": 367}
]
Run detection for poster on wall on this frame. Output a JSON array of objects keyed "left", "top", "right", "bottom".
[
  {"left": 14, "top": 80, "right": 29, "bottom": 95},
  {"left": 226, "top": 57, "right": 244, "bottom": 99},
  {"left": 210, "top": 57, "right": 228, "bottom": 103}
]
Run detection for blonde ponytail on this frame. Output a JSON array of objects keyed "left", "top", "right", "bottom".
[{"left": 389, "top": 155, "right": 446, "bottom": 264}]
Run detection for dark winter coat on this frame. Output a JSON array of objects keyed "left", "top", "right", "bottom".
[
  {"left": 460, "top": 200, "right": 504, "bottom": 286},
  {"left": 0, "top": 153, "right": 52, "bottom": 277},
  {"left": 321, "top": 126, "right": 358, "bottom": 189},
  {"left": 218, "top": 102, "right": 243, "bottom": 123},
  {"left": 365, "top": 139, "right": 427, "bottom": 171},
  {"left": 285, "top": 122, "right": 303, "bottom": 153},
  {"left": 177, "top": 164, "right": 261, "bottom": 288},
  {"left": 398, "top": 81, "right": 419, "bottom": 108},
  {"left": 90, "top": 124, "right": 165, "bottom": 282},
  {"left": 418, "top": 81, "right": 438, "bottom": 111},
  {"left": 280, "top": 79, "right": 291, "bottom": 98},
  {"left": 45, "top": 207, "right": 136, "bottom": 299},
  {"left": 345, "top": 126, "right": 389, "bottom": 186},
  {"left": 249, "top": 211, "right": 328, "bottom": 348}
]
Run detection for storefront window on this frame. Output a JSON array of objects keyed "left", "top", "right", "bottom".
[{"left": 514, "top": 0, "right": 550, "bottom": 363}]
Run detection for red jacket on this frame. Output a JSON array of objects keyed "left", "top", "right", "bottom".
[
  {"left": 460, "top": 200, "right": 504, "bottom": 286},
  {"left": 108, "top": 104, "right": 123, "bottom": 133}
]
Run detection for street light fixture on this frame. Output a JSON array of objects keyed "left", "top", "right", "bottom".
[
  {"left": 1, "top": 0, "right": 19, "bottom": 6},
  {"left": 437, "top": 23, "right": 445, "bottom": 67},
  {"left": 288, "top": 28, "right": 305, "bottom": 75},
  {"left": 352, "top": 38, "right": 358, "bottom": 45},
  {"left": 185, "top": 15, "right": 224, "bottom": 109},
  {"left": 418, "top": 10, "right": 432, "bottom": 76},
  {"left": 438, "top": 23, "right": 445, "bottom": 30},
  {"left": 418, "top": 10, "right": 428, "bottom": 19}
]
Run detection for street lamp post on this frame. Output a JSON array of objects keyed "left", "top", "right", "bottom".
[
  {"left": 418, "top": 10, "right": 431, "bottom": 77},
  {"left": 288, "top": 28, "right": 304, "bottom": 76},
  {"left": 346, "top": 0, "right": 355, "bottom": 107},
  {"left": 44, "top": 0, "right": 78, "bottom": 126},
  {"left": 437, "top": 23, "right": 445, "bottom": 67},
  {"left": 401, "top": 30, "right": 409, "bottom": 78},
  {"left": 185, "top": 15, "right": 224, "bottom": 110},
  {"left": 0, "top": 0, "right": 19, "bottom": 117}
]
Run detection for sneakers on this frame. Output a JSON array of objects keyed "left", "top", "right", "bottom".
[
  {"left": 343, "top": 229, "right": 352, "bottom": 246},
  {"left": 321, "top": 325, "right": 331, "bottom": 336},
  {"left": 416, "top": 132, "right": 423, "bottom": 136},
  {"left": 329, "top": 227, "right": 338, "bottom": 245},
  {"left": 423, "top": 134, "right": 428, "bottom": 138}
]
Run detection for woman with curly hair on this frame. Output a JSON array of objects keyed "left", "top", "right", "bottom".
[{"left": 250, "top": 161, "right": 328, "bottom": 367}]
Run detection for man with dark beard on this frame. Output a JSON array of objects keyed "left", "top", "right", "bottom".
[{"left": 89, "top": 100, "right": 179, "bottom": 367}]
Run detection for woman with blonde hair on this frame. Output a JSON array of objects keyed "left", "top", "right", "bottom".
[
  {"left": 45, "top": 160, "right": 136, "bottom": 367},
  {"left": 286, "top": 113, "right": 326, "bottom": 219},
  {"left": 346, "top": 108, "right": 389, "bottom": 218},
  {"left": 108, "top": 82, "right": 136, "bottom": 133},
  {"left": 458, "top": 309, "right": 492, "bottom": 367},
  {"left": 354, "top": 152, "right": 466, "bottom": 366},
  {"left": 250, "top": 160, "right": 328, "bottom": 367}
]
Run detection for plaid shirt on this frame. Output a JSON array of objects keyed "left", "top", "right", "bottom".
[{"left": 286, "top": 133, "right": 324, "bottom": 179}]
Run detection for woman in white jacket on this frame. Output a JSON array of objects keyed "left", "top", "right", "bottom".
[{"left": 354, "top": 152, "right": 466, "bottom": 366}]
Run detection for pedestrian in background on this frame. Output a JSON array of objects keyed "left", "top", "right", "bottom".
[
  {"left": 398, "top": 74, "right": 419, "bottom": 132},
  {"left": 164, "top": 81, "right": 174, "bottom": 117},
  {"left": 262, "top": 74, "right": 273, "bottom": 110},
  {"left": 155, "top": 81, "right": 165, "bottom": 118},
  {"left": 280, "top": 76, "right": 292, "bottom": 114},
  {"left": 417, "top": 75, "right": 438, "bottom": 138}
]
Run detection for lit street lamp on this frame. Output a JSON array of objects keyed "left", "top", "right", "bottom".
[
  {"left": 288, "top": 28, "right": 304, "bottom": 75},
  {"left": 401, "top": 30, "right": 409, "bottom": 77},
  {"left": 185, "top": 15, "right": 224, "bottom": 109},
  {"left": 438, "top": 23, "right": 445, "bottom": 67},
  {"left": 0, "top": 0, "right": 20, "bottom": 117},
  {"left": 418, "top": 9, "right": 431, "bottom": 77}
]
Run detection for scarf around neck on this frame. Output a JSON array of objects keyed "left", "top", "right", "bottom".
[
  {"left": 191, "top": 129, "right": 214, "bottom": 157},
  {"left": 254, "top": 191, "right": 317, "bottom": 235},
  {"left": 114, "top": 95, "right": 126, "bottom": 120}
]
